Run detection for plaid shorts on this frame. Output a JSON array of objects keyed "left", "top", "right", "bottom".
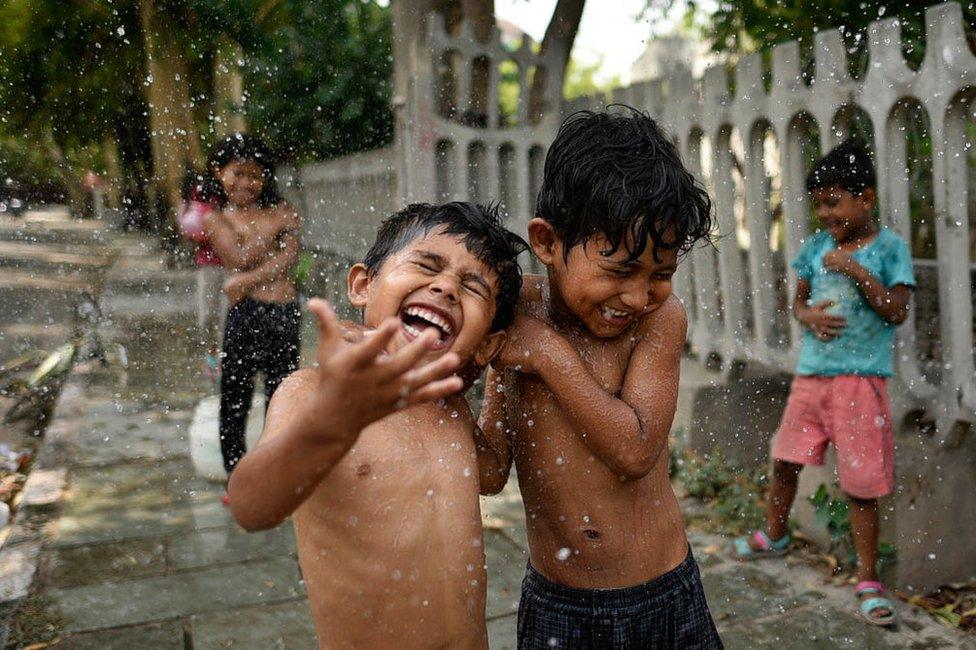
[{"left": 517, "top": 547, "right": 723, "bottom": 649}]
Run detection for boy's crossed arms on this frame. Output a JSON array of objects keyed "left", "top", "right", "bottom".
[{"left": 481, "top": 288, "right": 685, "bottom": 486}]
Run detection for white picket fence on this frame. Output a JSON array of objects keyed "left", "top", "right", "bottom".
[{"left": 293, "top": 2, "right": 975, "bottom": 444}]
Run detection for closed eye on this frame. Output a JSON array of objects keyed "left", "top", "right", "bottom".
[
  {"left": 415, "top": 261, "right": 438, "bottom": 273},
  {"left": 462, "top": 281, "right": 489, "bottom": 298}
]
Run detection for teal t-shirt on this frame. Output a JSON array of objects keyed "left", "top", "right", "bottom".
[{"left": 792, "top": 228, "right": 916, "bottom": 377}]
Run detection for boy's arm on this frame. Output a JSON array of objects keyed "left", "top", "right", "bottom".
[
  {"left": 474, "top": 367, "right": 516, "bottom": 495},
  {"left": 496, "top": 297, "right": 685, "bottom": 481},
  {"left": 822, "top": 250, "right": 911, "bottom": 324},
  {"left": 227, "top": 299, "right": 463, "bottom": 531}
]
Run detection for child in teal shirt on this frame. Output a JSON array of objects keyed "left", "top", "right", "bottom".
[{"left": 733, "top": 140, "right": 915, "bottom": 628}]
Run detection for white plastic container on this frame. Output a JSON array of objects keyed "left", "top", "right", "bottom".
[{"left": 189, "top": 394, "right": 266, "bottom": 482}]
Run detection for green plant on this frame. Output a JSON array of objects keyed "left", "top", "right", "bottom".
[
  {"left": 808, "top": 482, "right": 897, "bottom": 574},
  {"left": 671, "top": 448, "right": 767, "bottom": 534}
]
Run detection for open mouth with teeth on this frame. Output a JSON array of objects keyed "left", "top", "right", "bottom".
[
  {"left": 600, "top": 304, "right": 633, "bottom": 327},
  {"left": 399, "top": 303, "right": 457, "bottom": 349}
]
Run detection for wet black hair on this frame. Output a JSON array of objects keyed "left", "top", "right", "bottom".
[
  {"left": 204, "top": 132, "right": 282, "bottom": 208},
  {"left": 806, "top": 138, "right": 876, "bottom": 196},
  {"left": 363, "top": 202, "right": 529, "bottom": 332},
  {"left": 536, "top": 106, "right": 713, "bottom": 262}
]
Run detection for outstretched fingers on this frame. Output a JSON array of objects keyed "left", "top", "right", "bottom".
[
  {"left": 376, "top": 328, "right": 441, "bottom": 379},
  {"left": 344, "top": 317, "right": 400, "bottom": 367},
  {"left": 405, "top": 375, "right": 465, "bottom": 406},
  {"left": 309, "top": 298, "right": 340, "bottom": 349},
  {"left": 402, "top": 352, "right": 461, "bottom": 390}
]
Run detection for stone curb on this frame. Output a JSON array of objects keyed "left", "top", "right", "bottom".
[{"left": 0, "top": 374, "right": 82, "bottom": 637}]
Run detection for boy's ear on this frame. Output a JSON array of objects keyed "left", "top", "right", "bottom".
[
  {"left": 473, "top": 330, "right": 506, "bottom": 367},
  {"left": 859, "top": 187, "right": 877, "bottom": 212},
  {"left": 347, "top": 263, "right": 370, "bottom": 308},
  {"left": 528, "top": 218, "right": 558, "bottom": 266}
]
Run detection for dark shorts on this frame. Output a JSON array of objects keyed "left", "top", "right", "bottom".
[{"left": 517, "top": 547, "right": 723, "bottom": 649}]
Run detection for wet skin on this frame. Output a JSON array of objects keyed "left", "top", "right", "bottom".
[
  {"left": 203, "top": 159, "right": 299, "bottom": 305},
  {"left": 481, "top": 221, "right": 690, "bottom": 589},
  {"left": 232, "top": 229, "right": 506, "bottom": 648}
]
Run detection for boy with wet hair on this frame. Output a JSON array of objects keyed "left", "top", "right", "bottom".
[
  {"left": 228, "top": 202, "right": 527, "bottom": 648},
  {"left": 479, "top": 108, "right": 723, "bottom": 647},
  {"left": 732, "top": 140, "right": 914, "bottom": 628}
]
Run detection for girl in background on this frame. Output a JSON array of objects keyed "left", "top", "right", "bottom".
[{"left": 201, "top": 134, "right": 301, "bottom": 490}]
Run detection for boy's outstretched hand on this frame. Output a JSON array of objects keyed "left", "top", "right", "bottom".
[{"left": 306, "top": 298, "right": 464, "bottom": 441}]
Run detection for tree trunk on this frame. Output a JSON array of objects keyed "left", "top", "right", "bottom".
[
  {"left": 140, "top": 0, "right": 203, "bottom": 222},
  {"left": 528, "top": 0, "right": 585, "bottom": 124},
  {"left": 214, "top": 37, "right": 247, "bottom": 136},
  {"left": 461, "top": 0, "right": 494, "bottom": 42},
  {"left": 102, "top": 136, "right": 122, "bottom": 209}
]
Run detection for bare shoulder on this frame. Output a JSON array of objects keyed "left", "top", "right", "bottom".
[
  {"left": 634, "top": 295, "right": 687, "bottom": 353},
  {"left": 518, "top": 274, "right": 547, "bottom": 319}
]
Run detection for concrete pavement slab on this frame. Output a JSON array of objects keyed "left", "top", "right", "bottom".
[
  {"left": 48, "top": 556, "right": 306, "bottom": 632},
  {"left": 44, "top": 537, "right": 169, "bottom": 588},
  {"left": 54, "top": 498, "right": 232, "bottom": 548},
  {"left": 485, "top": 529, "right": 527, "bottom": 620},
  {"left": 191, "top": 600, "right": 316, "bottom": 649},
  {"left": 60, "top": 620, "right": 185, "bottom": 649},
  {"left": 169, "top": 525, "right": 297, "bottom": 571}
]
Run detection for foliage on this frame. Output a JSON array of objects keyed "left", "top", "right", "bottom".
[
  {"left": 0, "top": 0, "right": 395, "bottom": 210},
  {"left": 0, "top": 137, "right": 64, "bottom": 201},
  {"left": 0, "top": 0, "right": 145, "bottom": 149},
  {"left": 808, "top": 482, "right": 897, "bottom": 574},
  {"left": 563, "top": 58, "right": 620, "bottom": 101},
  {"left": 645, "top": 0, "right": 976, "bottom": 73},
  {"left": 906, "top": 584, "right": 976, "bottom": 632},
  {"left": 243, "top": 0, "right": 394, "bottom": 162},
  {"left": 670, "top": 447, "right": 767, "bottom": 534}
]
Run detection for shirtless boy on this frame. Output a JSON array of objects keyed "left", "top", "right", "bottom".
[
  {"left": 479, "top": 109, "right": 724, "bottom": 647},
  {"left": 228, "top": 202, "right": 527, "bottom": 648}
]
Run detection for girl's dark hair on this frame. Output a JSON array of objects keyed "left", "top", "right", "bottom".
[
  {"left": 363, "top": 202, "right": 528, "bottom": 332},
  {"left": 203, "top": 133, "right": 282, "bottom": 208},
  {"left": 536, "top": 106, "right": 713, "bottom": 262},
  {"left": 806, "top": 138, "right": 876, "bottom": 196}
]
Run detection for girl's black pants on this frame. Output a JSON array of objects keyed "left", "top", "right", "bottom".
[{"left": 219, "top": 297, "right": 301, "bottom": 473}]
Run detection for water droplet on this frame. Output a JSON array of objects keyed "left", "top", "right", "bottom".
[{"left": 556, "top": 547, "right": 571, "bottom": 561}]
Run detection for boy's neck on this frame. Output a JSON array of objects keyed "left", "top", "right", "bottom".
[{"left": 838, "top": 217, "right": 878, "bottom": 247}]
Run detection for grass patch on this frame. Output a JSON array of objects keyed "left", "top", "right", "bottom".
[
  {"left": 669, "top": 447, "right": 767, "bottom": 535},
  {"left": 5, "top": 595, "right": 67, "bottom": 649}
]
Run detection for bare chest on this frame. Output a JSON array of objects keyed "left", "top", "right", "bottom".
[
  {"left": 324, "top": 414, "right": 479, "bottom": 496},
  {"left": 223, "top": 211, "right": 281, "bottom": 243}
]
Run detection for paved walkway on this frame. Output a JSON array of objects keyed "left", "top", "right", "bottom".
[{"left": 8, "top": 227, "right": 975, "bottom": 649}]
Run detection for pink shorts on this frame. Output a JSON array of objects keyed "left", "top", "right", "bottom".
[{"left": 771, "top": 375, "right": 894, "bottom": 499}]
